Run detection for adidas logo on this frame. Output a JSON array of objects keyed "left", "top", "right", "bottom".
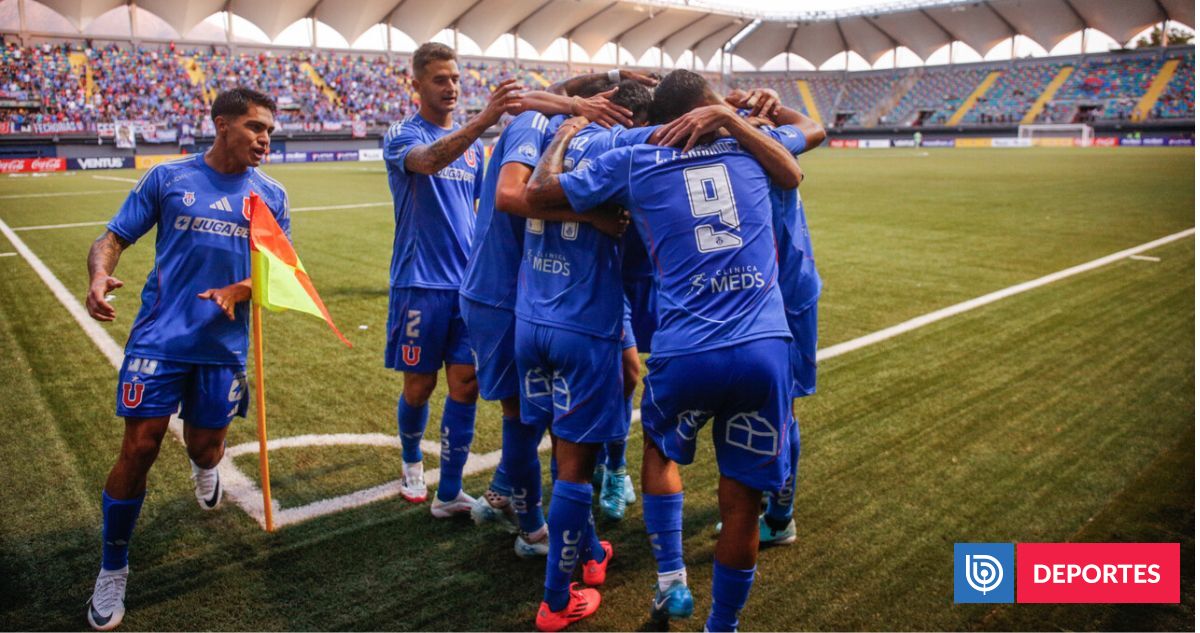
[{"left": 209, "top": 197, "right": 233, "bottom": 212}]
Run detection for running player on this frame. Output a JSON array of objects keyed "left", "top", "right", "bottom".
[
  {"left": 82, "top": 88, "right": 289, "bottom": 631},
  {"left": 383, "top": 42, "right": 522, "bottom": 516},
  {"left": 526, "top": 69, "right": 803, "bottom": 632}
]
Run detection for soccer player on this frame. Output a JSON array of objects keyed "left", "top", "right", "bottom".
[
  {"left": 526, "top": 69, "right": 803, "bottom": 632},
  {"left": 458, "top": 75, "right": 642, "bottom": 553},
  {"left": 382, "top": 42, "right": 523, "bottom": 516},
  {"left": 82, "top": 88, "right": 289, "bottom": 631},
  {"left": 494, "top": 80, "right": 652, "bottom": 631}
]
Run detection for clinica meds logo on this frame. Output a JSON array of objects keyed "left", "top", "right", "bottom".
[{"left": 954, "top": 543, "right": 1015, "bottom": 603}]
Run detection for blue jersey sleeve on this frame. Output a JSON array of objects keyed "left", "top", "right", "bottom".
[
  {"left": 107, "top": 166, "right": 162, "bottom": 244},
  {"left": 501, "top": 112, "right": 552, "bottom": 169},
  {"left": 558, "top": 146, "right": 633, "bottom": 213},
  {"left": 612, "top": 125, "right": 658, "bottom": 148},
  {"left": 383, "top": 119, "right": 424, "bottom": 174},
  {"left": 761, "top": 124, "right": 807, "bottom": 155},
  {"left": 473, "top": 140, "right": 485, "bottom": 203}
]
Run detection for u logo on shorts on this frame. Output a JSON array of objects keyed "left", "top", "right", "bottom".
[
  {"left": 121, "top": 382, "right": 145, "bottom": 408},
  {"left": 402, "top": 345, "right": 421, "bottom": 366}
]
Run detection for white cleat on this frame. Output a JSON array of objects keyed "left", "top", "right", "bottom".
[
  {"left": 86, "top": 566, "right": 128, "bottom": 631},
  {"left": 190, "top": 460, "right": 222, "bottom": 511},
  {"left": 399, "top": 461, "right": 427, "bottom": 503},
  {"left": 470, "top": 490, "right": 519, "bottom": 534},
  {"left": 514, "top": 524, "right": 550, "bottom": 558},
  {"left": 430, "top": 490, "right": 476, "bottom": 518}
]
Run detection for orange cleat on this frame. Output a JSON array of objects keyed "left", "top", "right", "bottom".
[
  {"left": 582, "top": 541, "right": 614, "bottom": 586},
  {"left": 535, "top": 583, "right": 602, "bottom": 632}
]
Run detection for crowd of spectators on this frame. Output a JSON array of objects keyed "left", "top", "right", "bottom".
[{"left": 0, "top": 39, "right": 1193, "bottom": 135}]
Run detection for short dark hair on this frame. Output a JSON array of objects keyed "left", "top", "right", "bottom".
[
  {"left": 611, "top": 80, "right": 653, "bottom": 125},
  {"left": 572, "top": 77, "right": 614, "bottom": 99},
  {"left": 210, "top": 87, "right": 276, "bottom": 122},
  {"left": 650, "top": 69, "right": 712, "bottom": 124},
  {"left": 413, "top": 42, "right": 456, "bottom": 77}
]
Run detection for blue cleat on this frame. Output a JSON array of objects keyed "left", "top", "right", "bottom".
[
  {"left": 650, "top": 580, "right": 694, "bottom": 622},
  {"left": 599, "top": 467, "right": 628, "bottom": 520}
]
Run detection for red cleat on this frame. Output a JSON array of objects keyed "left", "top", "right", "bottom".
[
  {"left": 535, "top": 583, "right": 601, "bottom": 632},
  {"left": 582, "top": 541, "right": 614, "bottom": 586}
]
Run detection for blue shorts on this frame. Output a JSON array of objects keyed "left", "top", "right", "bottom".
[
  {"left": 385, "top": 287, "right": 473, "bottom": 373},
  {"left": 515, "top": 319, "right": 627, "bottom": 444},
  {"left": 623, "top": 276, "right": 657, "bottom": 349},
  {"left": 460, "top": 297, "right": 519, "bottom": 401},
  {"left": 787, "top": 302, "right": 818, "bottom": 398},
  {"left": 641, "top": 337, "right": 795, "bottom": 492},
  {"left": 115, "top": 356, "right": 248, "bottom": 429}
]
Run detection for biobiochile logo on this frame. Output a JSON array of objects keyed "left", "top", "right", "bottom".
[{"left": 954, "top": 543, "right": 1179, "bottom": 604}]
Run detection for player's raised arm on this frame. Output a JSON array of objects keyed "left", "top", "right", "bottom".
[
  {"left": 401, "top": 77, "right": 523, "bottom": 175},
  {"left": 85, "top": 230, "right": 129, "bottom": 321},
  {"left": 513, "top": 88, "right": 634, "bottom": 128},
  {"left": 654, "top": 104, "right": 804, "bottom": 189},
  {"left": 525, "top": 116, "right": 590, "bottom": 208},
  {"left": 547, "top": 68, "right": 658, "bottom": 96},
  {"left": 728, "top": 88, "right": 826, "bottom": 153}
]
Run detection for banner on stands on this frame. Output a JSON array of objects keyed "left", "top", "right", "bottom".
[
  {"left": 134, "top": 154, "right": 185, "bottom": 169},
  {"left": 992, "top": 138, "right": 1032, "bottom": 148},
  {"left": 921, "top": 139, "right": 955, "bottom": 148},
  {"left": 352, "top": 120, "right": 367, "bottom": 138},
  {"left": 358, "top": 148, "right": 383, "bottom": 161},
  {"left": 892, "top": 139, "right": 916, "bottom": 148},
  {"left": 955, "top": 137, "right": 992, "bottom": 148},
  {"left": 859, "top": 139, "right": 891, "bottom": 149},
  {"left": 1093, "top": 137, "right": 1119, "bottom": 147}
]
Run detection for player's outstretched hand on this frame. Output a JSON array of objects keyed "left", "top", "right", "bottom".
[
  {"left": 651, "top": 104, "right": 736, "bottom": 153},
  {"left": 86, "top": 275, "right": 123, "bottom": 321},
  {"left": 198, "top": 282, "right": 251, "bottom": 321},
  {"left": 620, "top": 69, "right": 660, "bottom": 87},
  {"left": 585, "top": 206, "right": 630, "bottom": 239},
  {"left": 727, "top": 88, "right": 781, "bottom": 118},
  {"left": 484, "top": 78, "right": 525, "bottom": 123},
  {"left": 571, "top": 88, "right": 634, "bottom": 128}
]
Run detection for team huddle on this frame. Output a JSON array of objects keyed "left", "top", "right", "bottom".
[{"left": 82, "top": 41, "right": 824, "bottom": 632}]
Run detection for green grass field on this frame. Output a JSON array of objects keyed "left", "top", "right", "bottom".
[{"left": 0, "top": 147, "right": 1193, "bottom": 631}]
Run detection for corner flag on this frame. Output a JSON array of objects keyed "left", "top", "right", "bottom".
[{"left": 247, "top": 192, "right": 350, "bottom": 346}]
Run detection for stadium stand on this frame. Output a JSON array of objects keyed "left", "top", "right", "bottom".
[
  {"left": 1153, "top": 49, "right": 1195, "bottom": 119},
  {"left": 960, "top": 62, "right": 1067, "bottom": 125},
  {"left": 885, "top": 66, "right": 992, "bottom": 126}
]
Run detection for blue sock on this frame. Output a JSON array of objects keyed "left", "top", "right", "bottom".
[
  {"left": 397, "top": 397, "right": 429, "bottom": 464},
  {"left": 543, "top": 480, "right": 592, "bottom": 611},
  {"left": 643, "top": 492, "right": 684, "bottom": 573},
  {"left": 101, "top": 491, "right": 144, "bottom": 571},
  {"left": 765, "top": 417, "right": 801, "bottom": 523},
  {"left": 605, "top": 438, "right": 627, "bottom": 471},
  {"left": 490, "top": 463, "right": 514, "bottom": 498},
  {"left": 595, "top": 444, "right": 608, "bottom": 473},
  {"left": 706, "top": 561, "right": 756, "bottom": 632},
  {"left": 501, "top": 416, "right": 545, "bottom": 533},
  {"left": 584, "top": 510, "right": 606, "bottom": 563},
  {"left": 437, "top": 397, "right": 476, "bottom": 502}
]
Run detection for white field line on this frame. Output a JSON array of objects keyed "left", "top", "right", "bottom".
[
  {"left": 0, "top": 252, "right": 16, "bottom": 257},
  {"left": 815, "top": 228, "right": 1194, "bottom": 361},
  {"left": 0, "top": 189, "right": 126, "bottom": 200},
  {"left": 91, "top": 175, "right": 139, "bottom": 183},
  {"left": 3, "top": 214, "right": 1192, "bottom": 530},
  {"left": 10, "top": 201, "right": 391, "bottom": 232},
  {"left": 1128, "top": 254, "right": 1161, "bottom": 262}
]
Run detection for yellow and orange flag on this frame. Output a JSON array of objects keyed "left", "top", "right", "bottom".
[{"left": 247, "top": 192, "right": 351, "bottom": 347}]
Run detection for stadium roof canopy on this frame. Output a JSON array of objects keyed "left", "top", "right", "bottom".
[{"left": 10, "top": 0, "right": 1197, "bottom": 68}]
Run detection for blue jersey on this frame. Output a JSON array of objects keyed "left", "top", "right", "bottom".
[
  {"left": 383, "top": 114, "right": 484, "bottom": 289},
  {"left": 461, "top": 111, "right": 558, "bottom": 310},
  {"left": 107, "top": 154, "right": 290, "bottom": 365},
  {"left": 516, "top": 122, "right": 625, "bottom": 340},
  {"left": 752, "top": 122, "right": 822, "bottom": 311},
  {"left": 559, "top": 139, "right": 791, "bottom": 357}
]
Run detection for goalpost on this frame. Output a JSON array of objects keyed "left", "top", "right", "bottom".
[{"left": 1018, "top": 123, "right": 1095, "bottom": 147}]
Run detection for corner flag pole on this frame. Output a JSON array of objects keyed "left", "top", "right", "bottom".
[{"left": 251, "top": 302, "right": 275, "bottom": 532}]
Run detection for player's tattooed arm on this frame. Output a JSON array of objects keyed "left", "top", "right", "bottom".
[
  {"left": 653, "top": 104, "right": 803, "bottom": 189},
  {"left": 525, "top": 116, "right": 589, "bottom": 208},
  {"left": 86, "top": 230, "right": 130, "bottom": 322},
  {"left": 497, "top": 158, "right": 627, "bottom": 238},
  {"left": 404, "top": 79, "right": 523, "bottom": 175},
  {"left": 197, "top": 279, "right": 252, "bottom": 321},
  {"left": 547, "top": 69, "right": 658, "bottom": 96}
]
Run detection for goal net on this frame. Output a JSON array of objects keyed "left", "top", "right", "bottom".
[{"left": 1018, "top": 123, "right": 1094, "bottom": 147}]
